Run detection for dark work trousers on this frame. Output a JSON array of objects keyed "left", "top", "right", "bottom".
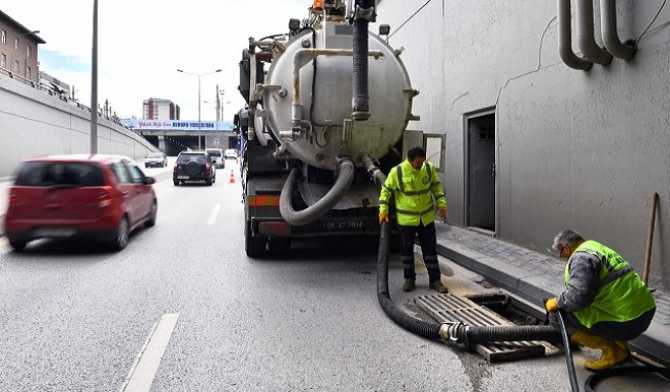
[
  {"left": 550, "top": 308, "right": 656, "bottom": 342},
  {"left": 398, "top": 222, "right": 441, "bottom": 283}
]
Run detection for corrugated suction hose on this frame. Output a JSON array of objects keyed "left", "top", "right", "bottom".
[{"left": 279, "top": 158, "right": 355, "bottom": 226}]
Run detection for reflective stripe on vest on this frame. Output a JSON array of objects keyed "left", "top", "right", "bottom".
[
  {"left": 396, "top": 206, "right": 435, "bottom": 216},
  {"left": 396, "top": 164, "right": 433, "bottom": 196}
]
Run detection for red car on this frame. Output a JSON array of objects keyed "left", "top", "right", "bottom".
[{"left": 3, "top": 155, "right": 157, "bottom": 252}]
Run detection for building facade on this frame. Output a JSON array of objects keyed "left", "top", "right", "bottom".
[
  {"left": 0, "top": 10, "right": 44, "bottom": 83},
  {"left": 142, "top": 98, "right": 181, "bottom": 120},
  {"left": 377, "top": 0, "right": 670, "bottom": 290}
]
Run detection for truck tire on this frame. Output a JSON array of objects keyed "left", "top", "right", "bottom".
[
  {"left": 245, "top": 220, "right": 266, "bottom": 258},
  {"left": 268, "top": 238, "right": 291, "bottom": 256}
]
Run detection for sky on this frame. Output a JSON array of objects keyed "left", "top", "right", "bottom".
[{"left": 2, "top": 0, "right": 310, "bottom": 121}]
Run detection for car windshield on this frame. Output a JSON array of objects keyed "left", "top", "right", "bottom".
[
  {"left": 15, "top": 162, "right": 105, "bottom": 187},
  {"left": 177, "top": 154, "right": 207, "bottom": 164},
  {"left": 207, "top": 151, "right": 222, "bottom": 157}
]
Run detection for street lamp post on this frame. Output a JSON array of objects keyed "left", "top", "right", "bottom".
[
  {"left": 90, "top": 0, "right": 99, "bottom": 154},
  {"left": 177, "top": 68, "right": 222, "bottom": 150}
]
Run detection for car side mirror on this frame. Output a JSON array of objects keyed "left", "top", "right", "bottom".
[{"left": 144, "top": 177, "right": 156, "bottom": 185}]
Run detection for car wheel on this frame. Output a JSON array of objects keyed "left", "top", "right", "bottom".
[
  {"left": 206, "top": 177, "right": 213, "bottom": 186},
  {"left": 173, "top": 180, "right": 179, "bottom": 186},
  {"left": 111, "top": 216, "right": 130, "bottom": 251},
  {"left": 8, "top": 238, "right": 27, "bottom": 252},
  {"left": 245, "top": 219, "right": 266, "bottom": 258},
  {"left": 145, "top": 201, "right": 157, "bottom": 227}
]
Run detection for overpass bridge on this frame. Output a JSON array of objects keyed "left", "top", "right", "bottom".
[{"left": 123, "top": 119, "right": 237, "bottom": 156}]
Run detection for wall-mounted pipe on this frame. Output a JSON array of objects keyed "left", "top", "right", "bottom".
[
  {"left": 600, "top": 0, "right": 636, "bottom": 60},
  {"left": 558, "top": 0, "right": 593, "bottom": 71},
  {"left": 576, "top": 0, "right": 613, "bottom": 65}
]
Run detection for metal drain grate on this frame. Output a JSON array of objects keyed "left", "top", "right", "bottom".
[{"left": 415, "top": 294, "right": 556, "bottom": 363}]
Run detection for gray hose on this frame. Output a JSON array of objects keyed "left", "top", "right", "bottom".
[{"left": 279, "top": 159, "right": 355, "bottom": 226}]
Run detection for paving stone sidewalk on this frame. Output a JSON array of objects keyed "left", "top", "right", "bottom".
[{"left": 435, "top": 223, "right": 670, "bottom": 365}]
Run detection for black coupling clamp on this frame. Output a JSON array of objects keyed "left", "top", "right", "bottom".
[{"left": 347, "top": 0, "right": 377, "bottom": 23}]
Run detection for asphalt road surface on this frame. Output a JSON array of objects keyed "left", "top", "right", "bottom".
[{"left": 0, "top": 163, "right": 666, "bottom": 391}]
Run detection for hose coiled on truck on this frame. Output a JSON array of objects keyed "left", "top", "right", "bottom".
[{"left": 279, "top": 158, "right": 355, "bottom": 226}]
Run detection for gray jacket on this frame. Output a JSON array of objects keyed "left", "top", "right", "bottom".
[{"left": 558, "top": 251, "right": 602, "bottom": 312}]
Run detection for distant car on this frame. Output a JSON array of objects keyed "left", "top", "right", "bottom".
[
  {"left": 224, "top": 149, "right": 239, "bottom": 159},
  {"left": 3, "top": 155, "right": 157, "bottom": 252},
  {"left": 206, "top": 148, "right": 225, "bottom": 169},
  {"left": 144, "top": 152, "right": 167, "bottom": 168},
  {"left": 173, "top": 151, "right": 216, "bottom": 186}
]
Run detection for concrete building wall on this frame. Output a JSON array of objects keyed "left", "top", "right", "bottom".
[
  {"left": 0, "top": 77, "right": 158, "bottom": 178},
  {"left": 377, "top": 0, "right": 670, "bottom": 290}
]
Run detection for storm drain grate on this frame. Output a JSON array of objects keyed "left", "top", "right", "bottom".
[{"left": 415, "top": 294, "right": 556, "bottom": 363}]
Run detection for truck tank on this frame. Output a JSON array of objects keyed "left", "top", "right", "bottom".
[{"left": 239, "top": 0, "right": 419, "bottom": 256}]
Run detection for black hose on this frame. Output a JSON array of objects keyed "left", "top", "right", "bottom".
[
  {"left": 352, "top": 0, "right": 373, "bottom": 121},
  {"left": 558, "top": 310, "right": 581, "bottom": 392},
  {"left": 377, "top": 222, "right": 443, "bottom": 340},
  {"left": 585, "top": 366, "right": 670, "bottom": 392},
  {"left": 465, "top": 324, "right": 561, "bottom": 344},
  {"left": 279, "top": 159, "right": 355, "bottom": 226}
]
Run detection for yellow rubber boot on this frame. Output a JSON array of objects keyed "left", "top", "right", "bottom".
[{"left": 569, "top": 330, "right": 630, "bottom": 370}]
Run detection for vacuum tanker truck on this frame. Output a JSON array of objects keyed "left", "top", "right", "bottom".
[{"left": 238, "top": 0, "right": 422, "bottom": 257}]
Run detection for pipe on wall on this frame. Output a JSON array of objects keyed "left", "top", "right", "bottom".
[
  {"left": 558, "top": 0, "right": 593, "bottom": 70},
  {"left": 576, "top": 0, "right": 613, "bottom": 65},
  {"left": 600, "top": 0, "right": 636, "bottom": 60}
]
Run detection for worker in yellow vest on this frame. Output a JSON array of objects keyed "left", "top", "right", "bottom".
[
  {"left": 379, "top": 147, "right": 448, "bottom": 293},
  {"left": 545, "top": 230, "right": 656, "bottom": 370}
]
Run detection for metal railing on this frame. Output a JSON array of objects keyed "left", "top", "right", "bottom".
[{"left": 0, "top": 64, "right": 135, "bottom": 132}]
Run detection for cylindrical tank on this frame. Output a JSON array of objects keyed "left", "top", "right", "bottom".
[{"left": 263, "top": 21, "right": 415, "bottom": 171}]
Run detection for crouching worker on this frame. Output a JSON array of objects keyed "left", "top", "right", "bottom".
[{"left": 546, "top": 230, "right": 656, "bottom": 370}]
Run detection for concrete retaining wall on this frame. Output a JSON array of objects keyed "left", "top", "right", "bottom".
[
  {"left": 0, "top": 77, "right": 158, "bottom": 179},
  {"left": 377, "top": 0, "right": 670, "bottom": 290}
]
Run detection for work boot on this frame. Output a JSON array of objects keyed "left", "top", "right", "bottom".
[
  {"left": 429, "top": 280, "right": 448, "bottom": 293},
  {"left": 402, "top": 279, "right": 416, "bottom": 292},
  {"left": 570, "top": 330, "right": 630, "bottom": 370}
]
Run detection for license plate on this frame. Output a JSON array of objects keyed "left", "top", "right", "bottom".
[
  {"left": 321, "top": 220, "right": 366, "bottom": 231},
  {"left": 177, "top": 176, "right": 190, "bottom": 179},
  {"left": 34, "top": 227, "right": 76, "bottom": 237}
]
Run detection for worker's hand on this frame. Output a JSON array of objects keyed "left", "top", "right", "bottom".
[
  {"left": 544, "top": 297, "right": 559, "bottom": 313},
  {"left": 438, "top": 207, "right": 448, "bottom": 221},
  {"left": 379, "top": 211, "right": 389, "bottom": 224}
]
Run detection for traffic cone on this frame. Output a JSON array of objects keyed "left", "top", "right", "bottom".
[{"left": 229, "top": 170, "right": 235, "bottom": 184}]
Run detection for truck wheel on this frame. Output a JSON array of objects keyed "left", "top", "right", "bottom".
[
  {"left": 268, "top": 238, "right": 291, "bottom": 256},
  {"left": 245, "top": 220, "right": 266, "bottom": 258}
]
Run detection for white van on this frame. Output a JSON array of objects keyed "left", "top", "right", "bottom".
[{"left": 205, "top": 148, "right": 225, "bottom": 169}]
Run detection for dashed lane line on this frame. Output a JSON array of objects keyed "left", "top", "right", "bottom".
[
  {"left": 206, "top": 203, "right": 222, "bottom": 226},
  {"left": 120, "top": 313, "right": 179, "bottom": 392}
]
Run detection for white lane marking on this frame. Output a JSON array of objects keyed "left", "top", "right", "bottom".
[
  {"left": 206, "top": 203, "right": 222, "bottom": 226},
  {"left": 120, "top": 313, "right": 179, "bottom": 392}
]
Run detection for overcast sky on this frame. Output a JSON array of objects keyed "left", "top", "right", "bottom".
[{"left": 3, "top": 1, "right": 310, "bottom": 121}]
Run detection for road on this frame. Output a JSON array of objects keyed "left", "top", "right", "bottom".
[{"left": 0, "top": 161, "right": 663, "bottom": 392}]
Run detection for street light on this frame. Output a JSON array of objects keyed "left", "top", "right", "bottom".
[
  {"left": 90, "top": 0, "right": 98, "bottom": 154},
  {"left": 177, "top": 68, "right": 222, "bottom": 150}
]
